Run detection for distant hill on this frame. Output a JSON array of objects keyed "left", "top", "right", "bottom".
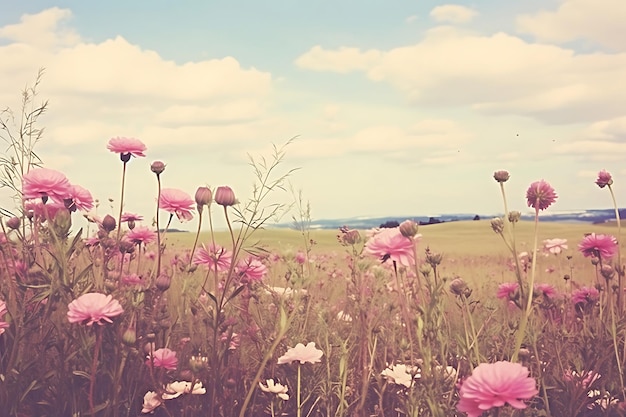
[{"left": 274, "top": 208, "right": 626, "bottom": 230}]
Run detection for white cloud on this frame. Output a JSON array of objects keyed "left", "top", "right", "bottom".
[
  {"left": 430, "top": 5, "right": 478, "bottom": 24},
  {"left": 0, "top": 7, "right": 80, "bottom": 49},
  {"left": 294, "top": 45, "right": 382, "bottom": 73},
  {"left": 517, "top": 0, "right": 626, "bottom": 51}
]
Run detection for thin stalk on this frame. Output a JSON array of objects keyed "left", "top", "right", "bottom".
[
  {"left": 115, "top": 161, "right": 128, "bottom": 243},
  {"left": 608, "top": 185, "right": 623, "bottom": 312}
]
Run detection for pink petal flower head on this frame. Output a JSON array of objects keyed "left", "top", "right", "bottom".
[
  {"left": 65, "top": 184, "right": 94, "bottom": 212},
  {"left": 22, "top": 168, "right": 72, "bottom": 203},
  {"left": 364, "top": 227, "right": 417, "bottom": 267},
  {"left": 578, "top": 233, "right": 618, "bottom": 259},
  {"left": 146, "top": 347, "right": 178, "bottom": 370},
  {"left": 496, "top": 282, "right": 519, "bottom": 300},
  {"left": 526, "top": 180, "right": 557, "bottom": 211},
  {"left": 192, "top": 244, "right": 232, "bottom": 272},
  {"left": 121, "top": 212, "right": 144, "bottom": 222},
  {"left": 24, "top": 199, "right": 65, "bottom": 221},
  {"left": 456, "top": 361, "right": 539, "bottom": 417},
  {"left": 543, "top": 238, "right": 568, "bottom": 255},
  {"left": 571, "top": 286, "right": 600, "bottom": 305},
  {"left": 236, "top": 256, "right": 268, "bottom": 283},
  {"left": 126, "top": 226, "right": 157, "bottom": 246},
  {"left": 595, "top": 170, "right": 613, "bottom": 188},
  {"left": 107, "top": 136, "right": 146, "bottom": 161},
  {"left": 534, "top": 283, "right": 557, "bottom": 299},
  {"left": 67, "top": 293, "right": 124, "bottom": 326},
  {"left": 277, "top": 342, "right": 324, "bottom": 365},
  {"left": 214, "top": 185, "right": 237, "bottom": 206},
  {"left": 159, "top": 188, "right": 195, "bottom": 222}
]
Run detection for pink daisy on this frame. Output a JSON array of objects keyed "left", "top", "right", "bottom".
[
  {"left": 595, "top": 170, "right": 613, "bottom": 188},
  {"left": 236, "top": 256, "right": 268, "bottom": 283},
  {"left": 65, "top": 184, "right": 94, "bottom": 212},
  {"left": 22, "top": 168, "right": 72, "bottom": 203},
  {"left": 496, "top": 282, "right": 519, "bottom": 300},
  {"left": 126, "top": 226, "right": 157, "bottom": 246},
  {"left": 121, "top": 212, "right": 144, "bottom": 223},
  {"left": 578, "top": 233, "right": 618, "bottom": 259},
  {"left": 67, "top": 293, "right": 124, "bottom": 326},
  {"left": 192, "top": 244, "right": 232, "bottom": 272},
  {"left": 457, "top": 361, "right": 538, "bottom": 417},
  {"left": 107, "top": 137, "right": 146, "bottom": 158},
  {"left": 526, "top": 180, "right": 557, "bottom": 211},
  {"left": 277, "top": 342, "right": 324, "bottom": 365},
  {"left": 159, "top": 188, "right": 194, "bottom": 222},
  {"left": 146, "top": 347, "right": 178, "bottom": 370},
  {"left": 534, "top": 283, "right": 557, "bottom": 299},
  {"left": 364, "top": 227, "right": 417, "bottom": 267},
  {"left": 571, "top": 286, "right": 600, "bottom": 305}
]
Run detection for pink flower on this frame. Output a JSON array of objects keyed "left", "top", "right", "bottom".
[
  {"left": 159, "top": 188, "right": 194, "bottom": 222},
  {"left": 24, "top": 199, "right": 65, "bottom": 220},
  {"left": 107, "top": 137, "right": 146, "bottom": 158},
  {"left": 146, "top": 347, "right": 178, "bottom": 370},
  {"left": 364, "top": 227, "right": 417, "bottom": 267},
  {"left": 65, "top": 184, "right": 94, "bottom": 212},
  {"left": 526, "top": 180, "right": 557, "bottom": 211},
  {"left": 595, "top": 170, "right": 613, "bottom": 188},
  {"left": 192, "top": 244, "right": 232, "bottom": 272},
  {"left": 496, "top": 282, "right": 519, "bottom": 300},
  {"left": 456, "top": 361, "right": 538, "bottom": 417},
  {"left": 535, "top": 283, "right": 557, "bottom": 299},
  {"left": 214, "top": 185, "right": 237, "bottom": 206},
  {"left": 236, "top": 256, "right": 268, "bottom": 283},
  {"left": 277, "top": 342, "right": 324, "bottom": 365},
  {"left": 22, "top": 168, "right": 72, "bottom": 203},
  {"left": 578, "top": 233, "right": 618, "bottom": 259},
  {"left": 295, "top": 251, "right": 307, "bottom": 265},
  {"left": 67, "top": 293, "right": 124, "bottom": 326},
  {"left": 121, "top": 273, "right": 144, "bottom": 287},
  {"left": 126, "top": 226, "right": 157, "bottom": 246},
  {"left": 571, "top": 286, "right": 600, "bottom": 305},
  {"left": 543, "top": 238, "right": 568, "bottom": 255},
  {"left": 121, "top": 212, "right": 144, "bottom": 222}
]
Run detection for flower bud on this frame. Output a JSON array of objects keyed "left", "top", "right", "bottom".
[
  {"left": 189, "top": 355, "right": 209, "bottom": 372},
  {"left": 6, "top": 216, "right": 20, "bottom": 230},
  {"left": 127, "top": 219, "right": 136, "bottom": 230},
  {"left": 155, "top": 274, "right": 171, "bottom": 292},
  {"left": 102, "top": 214, "right": 117, "bottom": 233},
  {"left": 601, "top": 264, "right": 615, "bottom": 280},
  {"left": 493, "top": 170, "right": 510, "bottom": 183},
  {"left": 214, "top": 186, "right": 237, "bottom": 206},
  {"left": 449, "top": 277, "right": 470, "bottom": 297},
  {"left": 195, "top": 186, "right": 213, "bottom": 209},
  {"left": 399, "top": 220, "right": 419, "bottom": 238},
  {"left": 119, "top": 240, "right": 135, "bottom": 254},
  {"left": 122, "top": 325, "right": 137, "bottom": 346},
  {"left": 508, "top": 211, "right": 521, "bottom": 223},
  {"left": 52, "top": 209, "right": 72, "bottom": 237},
  {"left": 150, "top": 161, "right": 166, "bottom": 175},
  {"left": 490, "top": 218, "right": 504, "bottom": 234}
]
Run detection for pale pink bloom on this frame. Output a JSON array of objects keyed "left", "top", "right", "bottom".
[
  {"left": 595, "top": 170, "right": 613, "bottom": 188},
  {"left": 22, "top": 168, "right": 72, "bottom": 203},
  {"left": 578, "top": 233, "right": 618, "bottom": 259},
  {"left": 126, "top": 226, "right": 157, "bottom": 246},
  {"left": 277, "top": 342, "right": 324, "bottom": 365},
  {"left": 381, "top": 364, "right": 415, "bottom": 388},
  {"left": 526, "top": 180, "right": 557, "bottom": 211},
  {"left": 66, "top": 184, "right": 94, "bottom": 212},
  {"left": 295, "top": 251, "right": 307, "bottom": 265},
  {"left": 67, "top": 293, "right": 124, "bottom": 326},
  {"left": 457, "top": 361, "right": 538, "bottom": 417},
  {"left": 236, "top": 256, "right": 267, "bottom": 283},
  {"left": 146, "top": 347, "right": 178, "bottom": 370},
  {"left": 535, "top": 283, "right": 557, "bottom": 299},
  {"left": 159, "top": 188, "right": 194, "bottom": 222},
  {"left": 162, "top": 381, "right": 206, "bottom": 400},
  {"left": 121, "top": 212, "right": 144, "bottom": 222},
  {"left": 121, "top": 273, "right": 144, "bottom": 287},
  {"left": 141, "top": 391, "right": 162, "bottom": 413},
  {"left": 364, "top": 227, "right": 417, "bottom": 267},
  {"left": 496, "top": 282, "right": 519, "bottom": 300},
  {"left": 107, "top": 137, "right": 146, "bottom": 158},
  {"left": 259, "top": 379, "right": 289, "bottom": 400},
  {"left": 543, "top": 238, "right": 568, "bottom": 255},
  {"left": 571, "top": 286, "right": 600, "bottom": 305},
  {"left": 192, "top": 244, "right": 232, "bottom": 272}
]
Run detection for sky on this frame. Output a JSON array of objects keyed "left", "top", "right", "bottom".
[{"left": 1, "top": 0, "right": 626, "bottom": 230}]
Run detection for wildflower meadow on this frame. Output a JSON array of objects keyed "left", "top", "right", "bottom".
[{"left": 1, "top": 80, "right": 626, "bottom": 417}]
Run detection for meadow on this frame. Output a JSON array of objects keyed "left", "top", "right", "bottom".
[{"left": 1, "top": 82, "right": 626, "bottom": 417}]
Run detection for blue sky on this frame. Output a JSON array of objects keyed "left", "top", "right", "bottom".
[{"left": 1, "top": 1, "right": 625, "bottom": 230}]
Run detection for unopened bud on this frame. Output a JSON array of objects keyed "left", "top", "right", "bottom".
[
  {"left": 214, "top": 186, "right": 237, "bottom": 207},
  {"left": 155, "top": 274, "right": 171, "bottom": 292},
  {"left": 195, "top": 186, "right": 213, "bottom": 209},
  {"left": 6, "top": 216, "right": 20, "bottom": 230},
  {"left": 493, "top": 170, "right": 510, "bottom": 183},
  {"left": 490, "top": 218, "right": 504, "bottom": 234},
  {"left": 102, "top": 214, "right": 117, "bottom": 233},
  {"left": 601, "top": 264, "right": 615, "bottom": 280},
  {"left": 122, "top": 326, "right": 137, "bottom": 346},
  {"left": 150, "top": 161, "right": 166, "bottom": 175},
  {"left": 399, "top": 220, "right": 419, "bottom": 238},
  {"left": 508, "top": 211, "right": 521, "bottom": 223},
  {"left": 449, "top": 277, "right": 469, "bottom": 297}
]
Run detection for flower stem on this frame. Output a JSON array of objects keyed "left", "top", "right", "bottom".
[
  {"left": 608, "top": 185, "right": 623, "bottom": 312},
  {"left": 115, "top": 161, "right": 127, "bottom": 243},
  {"left": 89, "top": 326, "right": 103, "bottom": 416}
]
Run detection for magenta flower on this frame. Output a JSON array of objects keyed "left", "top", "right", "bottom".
[
  {"left": 535, "top": 283, "right": 557, "bottom": 299},
  {"left": 192, "top": 244, "right": 232, "bottom": 272},
  {"left": 543, "top": 238, "right": 568, "bottom": 255},
  {"left": 457, "top": 361, "right": 538, "bottom": 417},
  {"left": 236, "top": 256, "right": 268, "bottom": 283},
  {"left": 526, "top": 180, "right": 557, "bottom": 211},
  {"left": 107, "top": 137, "right": 146, "bottom": 158},
  {"left": 65, "top": 184, "right": 94, "bottom": 212},
  {"left": 24, "top": 199, "right": 65, "bottom": 220},
  {"left": 571, "top": 286, "right": 600, "bottom": 305},
  {"left": 121, "top": 212, "right": 144, "bottom": 223},
  {"left": 578, "top": 233, "right": 618, "bottom": 259},
  {"left": 496, "top": 282, "right": 519, "bottom": 300},
  {"left": 277, "top": 342, "right": 324, "bottom": 365},
  {"left": 159, "top": 188, "right": 194, "bottom": 222},
  {"left": 67, "top": 293, "right": 124, "bottom": 326},
  {"left": 146, "top": 347, "right": 178, "bottom": 370},
  {"left": 595, "top": 170, "right": 613, "bottom": 188},
  {"left": 22, "top": 168, "right": 72, "bottom": 203},
  {"left": 365, "top": 227, "right": 417, "bottom": 267},
  {"left": 126, "top": 226, "right": 157, "bottom": 246}
]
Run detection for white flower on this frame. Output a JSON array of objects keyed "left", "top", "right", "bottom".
[
  {"left": 381, "top": 364, "right": 415, "bottom": 388},
  {"left": 336, "top": 310, "right": 353, "bottom": 322},
  {"left": 259, "top": 378, "right": 289, "bottom": 400},
  {"left": 277, "top": 342, "right": 324, "bottom": 365},
  {"left": 141, "top": 391, "right": 162, "bottom": 414},
  {"left": 162, "top": 381, "right": 206, "bottom": 400}
]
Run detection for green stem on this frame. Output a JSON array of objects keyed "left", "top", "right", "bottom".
[
  {"left": 116, "top": 161, "right": 127, "bottom": 243},
  {"left": 608, "top": 185, "right": 623, "bottom": 312}
]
